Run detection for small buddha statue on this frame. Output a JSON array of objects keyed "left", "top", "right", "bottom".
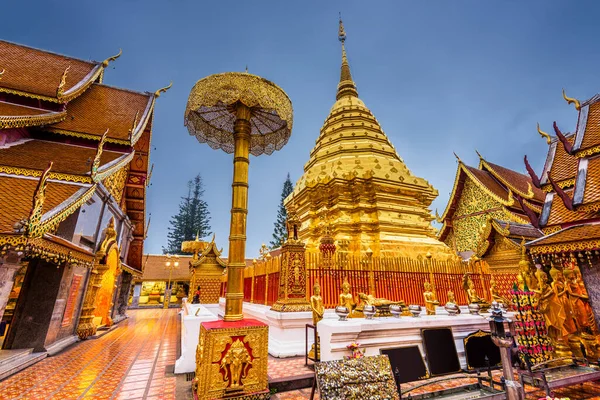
[
  {"left": 423, "top": 282, "right": 439, "bottom": 315},
  {"left": 446, "top": 290, "right": 461, "bottom": 315},
  {"left": 463, "top": 274, "right": 490, "bottom": 311},
  {"left": 564, "top": 269, "right": 592, "bottom": 332},
  {"left": 489, "top": 278, "right": 508, "bottom": 306},
  {"left": 308, "top": 281, "right": 324, "bottom": 360},
  {"left": 339, "top": 279, "right": 356, "bottom": 318},
  {"left": 310, "top": 281, "right": 324, "bottom": 326},
  {"left": 534, "top": 270, "right": 567, "bottom": 350},
  {"left": 550, "top": 267, "right": 577, "bottom": 336}
]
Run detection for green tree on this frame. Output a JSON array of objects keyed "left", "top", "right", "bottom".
[
  {"left": 163, "top": 174, "right": 211, "bottom": 254},
  {"left": 270, "top": 173, "right": 294, "bottom": 249}
]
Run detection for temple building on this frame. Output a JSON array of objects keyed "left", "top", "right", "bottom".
[
  {"left": 438, "top": 152, "right": 544, "bottom": 271},
  {"left": 0, "top": 40, "right": 165, "bottom": 361},
  {"left": 526, "top": 91, "right": 600, "bottom": 331},
  {"left": 285, "top": 20, "right": 454, "bottom": 259},
  {"left": 133, "top": 235, "right": 227, "bottom": 307}
]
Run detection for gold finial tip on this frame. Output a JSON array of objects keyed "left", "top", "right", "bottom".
[
  {"left": 453, "top": 152, "right": 462, "bottom": 162},
  {"left": 562, "top": 89, "right": 581, "bottom": 110},
  {"left": 102, "top": 48, "right": 122, "bottom": 67},
  {"left": 475, "top": 149, "right": 483, "bottom": 160},
  {"left": 338, "top": 13, "right": 346, "bottom": 43},
  {"left": 154, "top": 81, "right": 173, "bottom": 97},
  {"left": 536, "top": 122, "right": 552, "bottom": 145}
]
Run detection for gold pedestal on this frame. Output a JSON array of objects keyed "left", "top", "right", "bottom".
[
  {"left": 194, "top": 319, "right": 270, "bottom": 400},
  {"left": 270, "top": 241, "right": 311, "bottom": 312}
]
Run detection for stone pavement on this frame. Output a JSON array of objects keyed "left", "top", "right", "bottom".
[
  {"left": 0, "top": 309, "right": 178, "bottom": 400},
  {"left": 2, "top": 308, "right": 600, "bottom": 400}
]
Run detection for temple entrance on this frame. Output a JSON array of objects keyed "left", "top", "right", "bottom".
[
  {"left": 2, "top": 259, "right": 64, "bottom": 351},
  {"left": 0, "top": 263, "right": 28, "bottom": 348},
  {"left": 93, "top": 247, "right": 119, "bottom": 327}
]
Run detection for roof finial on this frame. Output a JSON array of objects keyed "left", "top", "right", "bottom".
[
  {"left": 536, "top": 123, "right": 552, "bottom": 145},
  {"left": 475, "top": 149, "right": 484, "bottom": 160},
  {"left": 336, "top": 15, "right": 358, "bottom": 100},
  {"left": 562, "top": 89, "right": 581, "bottom": 111},
  {"left": 453, "top": 152, "right": 462, "bottom": 163},
  {"left": 338, "top": 13, "right": 346, "bottom": 43},
  {"left": 102, "top": 48, "right": 122, "bottom": 67},
  {"left": 154, "top": 81, "right": 172, "bottom": 98},
  {"left": 245, "top": 65, "right": 248, "bottom": 73}
]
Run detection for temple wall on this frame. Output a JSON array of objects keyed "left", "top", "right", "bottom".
[
  {"left": 45, "top": 265, "right": 88, "bottom": 346},
  {"left": 580, "top": 260, "right": 600, "bottom": 331}
]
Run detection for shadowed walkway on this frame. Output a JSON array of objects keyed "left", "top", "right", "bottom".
[{"left": 0, "top": 309, "right": 178, "bottom": 400}]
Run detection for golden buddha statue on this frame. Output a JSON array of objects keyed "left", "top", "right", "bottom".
[
  {"left": 549, "top": 267, "right": 577, "bottom": 336},
  {"left": 518, "top": 241, "right": 538, "bottom": 290},
  {"left": 489, "top": 278, "right": 508, "bottom": 305},
  {"left": 564, "top": 269, "right": 592, "bottom": 331},
  {"left": 339, "top": 279, "right": 356, "bottom": 318},
  {"left": 308, "top": 281, "right": 324, "bottom": 360},
  {"left": 534, "top": 269, "right": 568, "bottom": 353},
  {"left": 571, "top": 267, "right": 597, "bottom": 333},
  {"left": 310, "top": 281, "right": 325, "bottom": 326},
  {"left": 423, "top": 282, "right": 439, "bottom": 315},
  {"left": 463, "top": 274, "right": 490, "bottom": 311},
  {"left": 446, "top": 290, "right": 461, "bottom": 314}
]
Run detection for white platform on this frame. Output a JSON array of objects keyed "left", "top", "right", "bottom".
[
  {"left": 317, "top": 308, "right": 506, "bottom": 370},
  {"left": 174, "top": 299, "right": 219, "bottom": 374},
  {"left": 218, "top": 298, "right": 338, "bottom": 358}
]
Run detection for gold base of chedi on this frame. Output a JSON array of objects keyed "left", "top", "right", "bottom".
[{"left": 194, "top": 319, "right": 270, "bottom": 400}]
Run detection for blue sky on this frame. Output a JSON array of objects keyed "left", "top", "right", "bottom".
[{"left": 4, "top": 1, "right": 600, "bottom": 258}]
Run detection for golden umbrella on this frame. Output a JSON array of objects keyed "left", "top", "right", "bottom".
[{"left": 185, "top": 72, "right": 293, "bottom": 321}]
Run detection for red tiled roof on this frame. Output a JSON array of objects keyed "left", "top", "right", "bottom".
[
  {"left": 465, "top": 166, "right": 511, "bottom": 202},
  {"left": 0, "top": 139, "right": 127, "bottom": 176},
  {"left": 580, "top": 102, "right": 600, "bottom": 152},
  {"left": 529, "top": 224, "right": 600, "bottom": 247},
  {"left": 0, "top": 175, "right": 83, "bottom": 232},
  {"left": 583, "top": 156, "right": 600, "bottom": 204},
  {"left": 0, "top": 40, "right": 99, "bottom": 101},
  {"left": 50, "top": 84, "right": 153, "bottom": 141},
  {"left": 483, "top": 161, "right": 545, "bottom": 202},
  {"left": 0, "top": 101, "right": 66, "bottom": 129},
  {"left": 546, "top": 190, "right": 597, "bottom": 226},
  {"left": 549, "top": 136, "right": 577, "bottom": 184}
]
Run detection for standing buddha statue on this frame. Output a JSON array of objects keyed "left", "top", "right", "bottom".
[
  {"left": 339, "top": 279, "right": 356, "bottom": 318},
  {"left": 423, "top": 282, "right": 439, "bottom": 315},
  {"left": 549, "top": 267, "right": 577, "bottom": 336},
  {"left": 308, "top": 281, "right": 324, "bottom": 360},
  {"left": 534, "top": 269, "right": 568, "bottom": 355},
  {"left": 310, "top": 281, "right": 325, "bottom": 326}
]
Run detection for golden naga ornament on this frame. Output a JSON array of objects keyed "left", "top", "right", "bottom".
[
  {"left": 562, "top": 89, "right": 581, "bottom": 111},
  {"left": 537, "top": 123, "right": 552, "bottom": 145}
]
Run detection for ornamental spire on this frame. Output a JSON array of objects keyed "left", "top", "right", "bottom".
[{"left": 336, "top": 15, "right": 358, "bottom": 100}]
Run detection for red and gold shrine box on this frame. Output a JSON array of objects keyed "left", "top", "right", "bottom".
[{"left": 194, "top": 319, "right": 270, "bottom": 400}]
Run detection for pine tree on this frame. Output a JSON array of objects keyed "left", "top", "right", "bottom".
[
  {"left": 270, "top": 173, "right": 294, "bottom": 249},
  {"left": 163, "top": 174, "right": 211, "bottom": 254}
]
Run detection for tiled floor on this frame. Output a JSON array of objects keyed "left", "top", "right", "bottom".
[
  {"left": 0, "top": 309, "right": 178, "bottom": 400},
  {"left": 273, "top": 370, "right": 600, "bottom": 400},
  {"left": 3, "top": 309, "right": 600, "bottom": 400},
  {"left": 268, "top": 356, "right": 313, "bottom": 381}
]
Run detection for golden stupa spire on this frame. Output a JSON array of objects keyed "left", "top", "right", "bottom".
[{"left": 337, "top": 14, "right": 358, "bottom": 100}]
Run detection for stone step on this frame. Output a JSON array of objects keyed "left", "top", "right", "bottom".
[{"left": 0, "top": 349, "right": 46, "bottom": 381}]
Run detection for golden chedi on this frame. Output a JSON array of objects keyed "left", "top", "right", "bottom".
[{"left": 285, "top": 18, "right": 454, "bottom": 259}]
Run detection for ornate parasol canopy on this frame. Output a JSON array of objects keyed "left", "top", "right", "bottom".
[{"left": 184, "top": 72, "right": 293, "bottom": 156}]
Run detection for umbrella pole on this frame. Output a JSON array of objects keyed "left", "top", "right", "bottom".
[{"left": 224, "top": 103, "right": 251, "bottom": 322}]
